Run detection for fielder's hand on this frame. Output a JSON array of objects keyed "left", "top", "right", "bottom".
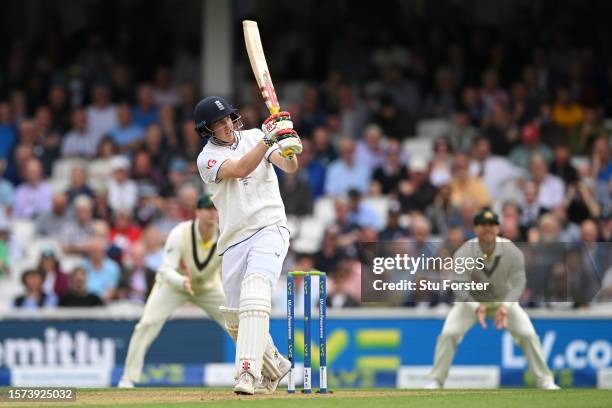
[
  {"left": 476, "top": 304, "right": 487, "bottom": 329},
  {"left": 183, "top": 276, "right": 195, "bottom": 296},
  {"left": 494, "top": 305, "right": 508, "bottom": 329}
]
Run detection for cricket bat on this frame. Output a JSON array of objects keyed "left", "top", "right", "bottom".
[{"left": 242, "top": 20, "right": 280, "bottom": 115}]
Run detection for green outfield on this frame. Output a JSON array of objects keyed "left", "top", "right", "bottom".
[{"left": 1, "top": 388, "right": 611, "bottom": 408}]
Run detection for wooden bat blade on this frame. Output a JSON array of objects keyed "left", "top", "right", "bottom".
[{"left": 242, "top": 20, "right": 280, "bottom": 114}]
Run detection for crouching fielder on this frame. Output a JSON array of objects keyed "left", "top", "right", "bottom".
[
  {"left": 194, "top": 96, "right": 301, "bottom": 394},
  {"left": 118, "top": 195, "right": 226, "bottom": 388},
  {"left": 427, "top": 209, "right": 560, "bottom": 390}
]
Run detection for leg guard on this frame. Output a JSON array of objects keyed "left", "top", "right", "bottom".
[
  {"left": 235, "top": 273, "right": 271, "bottom": 380},
  {"left": 221, "top": 305, "right": 283, "bottom": 380}
]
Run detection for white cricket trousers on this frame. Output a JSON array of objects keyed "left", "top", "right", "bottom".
[
  {"left": 122, "top": 281, "right": 227, "bottom": 382},
  {"left": 429, "top": 302, "right": 554, "bottom": 387},
  {"left": 221, "top": 225, "right": 290, "bottom": 308}
]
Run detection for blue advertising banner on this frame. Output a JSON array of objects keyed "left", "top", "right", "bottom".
[
  {"left": 0, "top": 316, "right": 610, "bottom": 387},
  {"left": 0, "top": 319, "right": 225, "bottom": 369},
  {"left": 224, "top": 317, "right": 612, "bottom": 387}
]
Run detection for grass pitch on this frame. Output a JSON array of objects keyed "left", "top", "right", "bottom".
[{"left": 1, "top": 388, "right": 611, "bottom": 408}]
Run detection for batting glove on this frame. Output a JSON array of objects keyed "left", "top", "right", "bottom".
[
  {"left": 277, "top": 133, "right": 303, "bottom": 159},
  {"left": 262, "top": 111, "right": 294, "bottom": 142}
]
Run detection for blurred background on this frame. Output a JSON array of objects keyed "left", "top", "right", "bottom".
[{"left": 0, "top": 0, "right": 610, "bottom": 389}]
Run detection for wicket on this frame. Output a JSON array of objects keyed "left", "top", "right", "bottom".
[{"left": 287, "top": 270, "right": 327, "bottom": 394}]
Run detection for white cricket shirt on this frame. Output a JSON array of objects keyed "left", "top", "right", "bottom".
[{"left": 197, "top": 128, "right": 287, "bottom": 254}]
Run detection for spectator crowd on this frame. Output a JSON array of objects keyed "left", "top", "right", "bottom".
[{"left": 1, "top": 4, "right": 612, "bottom": 311}]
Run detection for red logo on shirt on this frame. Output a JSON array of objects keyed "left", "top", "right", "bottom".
[{"left": 207, "top": 159, "right": 217, "bottom": 169}]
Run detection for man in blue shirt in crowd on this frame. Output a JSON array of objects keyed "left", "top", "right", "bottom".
[
  {"left": 84, "top": 236, "right": 121, "bottom": 301},
  {"left": 111, "top": 103, "right": 145, "bottom": 151},
  {"left": 325, "top": 137, "right": 371, "bottom": 196}
]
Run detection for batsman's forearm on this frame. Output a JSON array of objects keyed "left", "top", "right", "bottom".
[
  {"left": 282, "top": 155, "right": 299, "bottom": 173},
  {"left": 239, "top": 142, "right": 268, "bottom": 175},
  {"left": 270, "top": 150, "right": 298, "bottom": 173},
  {"left": 219, "top": 142, "right": 267, "bottom": 179}
]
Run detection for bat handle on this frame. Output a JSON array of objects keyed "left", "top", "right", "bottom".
[{"left": 269, "top": 106, "right": 280, "bottom": 115}]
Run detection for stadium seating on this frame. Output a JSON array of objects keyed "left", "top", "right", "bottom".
[
  {"left": 313, "top": 197, "right": 336, "bottom": 225},
  {"left": 402, "top": 137, "right": 434, "bottom": 162},
  {"left": 416, "top": 118, "right": 452, "bottom": 140},
  {"left": 51, "top": 158, "right": 88, "bottom": 183},
  {"left": 286, "top": 215, "right": 301, "bottom": 238},
  {"left": 10, "top": 219, "right": 35, "bottom": 245},
  {"left": 291, "top": 216, "right": 326, "bottom": 254}
]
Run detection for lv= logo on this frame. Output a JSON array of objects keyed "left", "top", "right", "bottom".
[{"left": 292, "top": 328, "right": 401, "bottom": 371}]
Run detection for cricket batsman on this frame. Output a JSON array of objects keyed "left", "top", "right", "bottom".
[
  {"left": 426, "top": 209, "right": 560, "bottom": 390},
  {"left": 118, "top": 194, "right": 227, "bottom": 388},
  {"left": 194, "top": 96, "right": 302, "bottom": 394}
]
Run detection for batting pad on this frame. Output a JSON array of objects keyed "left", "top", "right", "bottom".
[
  {"left": 236, "top": 273, "right": 272, "bottom": 379},
  {"left": 222, "top": 304, "right": 282, "bottom": 379}
]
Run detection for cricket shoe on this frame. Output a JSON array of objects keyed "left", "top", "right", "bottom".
[
  {"left": 255, "top": 355, "right": 291, "bottom": 394},
  {"left": 424, "top": 380, "right": 442, "bottom": 389},
  {"left": 540, "top": 381, "right": 561, "bottom": 390},
  {"left": 234, "top": 372, "right": 256, "bottom": 395},
  {"left": 117, "top": 378, "right": 135, "bottom": 388}
]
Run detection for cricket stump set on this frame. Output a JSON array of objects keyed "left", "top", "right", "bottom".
[{"left": 287, "top": 271, "right": 327, "bottom": 394}]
